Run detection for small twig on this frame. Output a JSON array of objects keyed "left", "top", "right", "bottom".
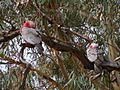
[
  {"left": 48, "top": 36, "right": 78, "bottom": 47},
  {"left": 90, "top": 73, "right": 101, "bottom": 81},
  {"left": 60, "top": 27, "right": 92, "bottom": 43}
]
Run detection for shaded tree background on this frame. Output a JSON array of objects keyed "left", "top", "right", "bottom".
[{"left": 0, "top": 0, "right": 120, "bottom": 90}]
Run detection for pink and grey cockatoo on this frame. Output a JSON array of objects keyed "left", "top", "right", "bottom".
[
  {"left": 20, "top": 21, "right": 44, "bottom": 55},
  {"left": 86, "top": 43, "right": 98, "bottom": 62}
]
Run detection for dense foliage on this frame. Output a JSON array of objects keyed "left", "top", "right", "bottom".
[{"left": 0, "top": 0, "right": 120, "bottom": 90}]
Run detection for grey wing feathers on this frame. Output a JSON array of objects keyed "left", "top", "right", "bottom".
[{"left": 29, "top": 28, "right": 41, "bottom": 37}]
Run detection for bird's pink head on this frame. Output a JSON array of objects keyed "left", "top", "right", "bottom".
[
  {"left": 88, "top": 43, "right": 98, "bottom": 49},
  {"left": 20, "top": 21, "right": 36, "bottom": 30}
]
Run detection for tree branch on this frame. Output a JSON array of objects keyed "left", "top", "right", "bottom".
[
  {"left": 0, "top": 30, "right": 20, "bottom": 44},
  {"left": 19, "top": 64, "right": 31, "bottom": 90},
  {"left": 0, "top": 56, "right": 64, "bottom": 90},
  {"left": 101, "top": 61, "right": 120, "bottom": 71},
  {"left": 41, "top": 34, "right": 94, "bottom": 69},
  {"left": 60, "top": 27, "right": 92, "bottom": 43},
  {"left": 0, "top": 30, "right": 120, "bottom": 72}
]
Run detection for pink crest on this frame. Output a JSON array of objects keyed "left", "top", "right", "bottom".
[
  {"left": 20, "top": 21, "right": 36, "bottom": 30},
  {"left": 88, "top": 43, "right": 98, "bottom": 49}
]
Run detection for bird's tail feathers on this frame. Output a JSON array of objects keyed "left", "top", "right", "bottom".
[{"left": 35, "top": 43, "right": 44, "bottom": 55}]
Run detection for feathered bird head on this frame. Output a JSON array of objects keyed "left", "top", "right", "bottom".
[
  {"left": 88, "top": 43, "right": 98, "bottom": 49},
  {"left": 20, "top": 21, "right": 36, "bottom": 30}
]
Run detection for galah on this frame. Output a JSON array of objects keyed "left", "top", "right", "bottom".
[
  {"left": 20, "top": 21, "right": 44, "bottom": 55},
  {"left": 86, "top": 43, "right": 98, "bottom": 62}
]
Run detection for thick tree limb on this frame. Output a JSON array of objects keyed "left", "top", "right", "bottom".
[
  {"left": 41, "top": 34, "right": 94, "bottom": 69},
  {"left": 0, "top": 30, "right": 120, "bottom": 71},
  {"left": 41, "top": 34, "right": 120, "bottom": 71},
  {"left": 101, "top": 61, "right": 120, "bottom": 71}
]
